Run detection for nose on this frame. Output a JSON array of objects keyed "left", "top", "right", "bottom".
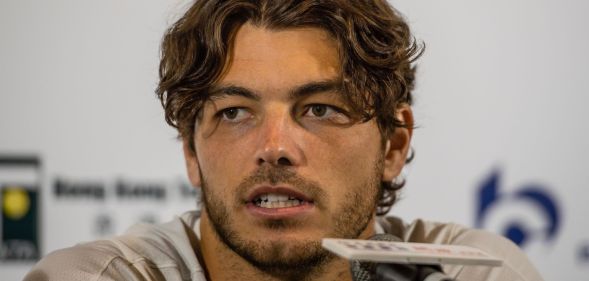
[{"left": 255, "top": 108, "right": 305, "bottom": 167}]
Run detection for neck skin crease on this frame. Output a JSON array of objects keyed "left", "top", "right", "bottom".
[{"left": 198, "top": 208, "right": 377, "bottom": 281}]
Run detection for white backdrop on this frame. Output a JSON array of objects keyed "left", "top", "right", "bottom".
[{"left": 1, "top": 1, "right": 588, "bottom": 280}]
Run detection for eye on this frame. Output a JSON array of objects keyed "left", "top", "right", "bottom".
[
  {"left": 302, "top": 104, "right": 351, "bottom": 124},
  {"left": 218, "top": 107, "right": 251, "bottom": 122},
  {"left": 310, "top": 105, "right": 328, "bottom": 117},
  {"left": 305, "top": 104, "right": 334, "bottom": 117}
]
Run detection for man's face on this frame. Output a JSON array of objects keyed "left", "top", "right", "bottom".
[{"left": 185, "top": 23, "right": 408, "bottom": 272}]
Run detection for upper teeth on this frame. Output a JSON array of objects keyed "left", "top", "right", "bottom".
[{"left": 254, "top": 193, "right": 303, "bottom": 208}]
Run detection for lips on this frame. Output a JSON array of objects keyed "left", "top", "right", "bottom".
[{"left": 246, "top": 186, "right": 313, "bottom": 209}]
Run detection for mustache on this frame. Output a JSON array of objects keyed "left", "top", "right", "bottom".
[{"left": 236, "top": 165, "right": 327, "bottom": 206}]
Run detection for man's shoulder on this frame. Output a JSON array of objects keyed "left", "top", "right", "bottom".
[
  {"left": 25, "top": 239, "right": 131, "bottom": 281},
  {"left": 378, "top": 216, "right": 544, "bottom": 281},
  {"left": 25, "top": 211, "right": 206, "bottom": 281}
]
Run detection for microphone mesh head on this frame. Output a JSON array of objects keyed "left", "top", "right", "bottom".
[{"left": 350, "top": 234, "right": 402, "bottom": 281}]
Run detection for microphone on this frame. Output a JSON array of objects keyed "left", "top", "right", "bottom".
[
  {"left": 323, "top": 235, "right": 503, "bottom": 281},
  {"left": 348, "top": 234, "right": 454, "bottom": 281}
]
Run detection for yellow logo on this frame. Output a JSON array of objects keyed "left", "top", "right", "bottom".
[{"left": 3, "top": 187, "right": 30, "bottom": 220}]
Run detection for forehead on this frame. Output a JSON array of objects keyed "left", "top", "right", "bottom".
[{"left": 218, "top": 23, "right": 341, "bottom": 93}]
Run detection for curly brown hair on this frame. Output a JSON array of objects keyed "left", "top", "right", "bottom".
[{"left": 156, "top": 0, "right": 423, "bottom": 215}]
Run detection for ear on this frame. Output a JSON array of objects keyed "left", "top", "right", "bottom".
[
  {"left": 183, "top": 139, "right": 202, "bottom": 188},
  {"left": 382, "top": 104, "right": 414, "bottom": 182}
]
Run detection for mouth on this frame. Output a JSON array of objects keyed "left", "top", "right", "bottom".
[
  {"left": 245, "top": 187, "right": 314, "bottom": 217},
  {"left": 252, "top": 193, "right": 308, "bottom": 208}
]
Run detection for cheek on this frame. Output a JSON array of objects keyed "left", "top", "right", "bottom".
[
  {"left": 196, "top": 136, "right": 256, "bottom": 190},
  {"left": 305, "top": 127, "right": 383, "bottom": 186}
]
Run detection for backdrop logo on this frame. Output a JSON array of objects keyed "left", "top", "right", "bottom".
[
  {"left": 0, "top": 155, "right": 41, "bottom": 261},
  {"left": 475, "top": 170, "right": 560, "bottom": 247}
]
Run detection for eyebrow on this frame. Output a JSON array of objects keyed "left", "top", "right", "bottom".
[
  {"left": 209, "top": 85, "right": 261, "bottom": 101},
  {"left": 209, "top": 80, "right": 340, "bottom": 101}
]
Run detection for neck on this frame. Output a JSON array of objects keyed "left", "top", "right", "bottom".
[{"left": 198, "top": 209, "right": 375, "bottom": 281}]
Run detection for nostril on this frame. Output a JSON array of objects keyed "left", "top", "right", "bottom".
[{"left": 277, "top": 157, "right": 292, "bottom": 166}]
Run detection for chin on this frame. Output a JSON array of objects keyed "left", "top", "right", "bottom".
[{"left": 236, "top": 237, "right": 332, "bottom": 275}]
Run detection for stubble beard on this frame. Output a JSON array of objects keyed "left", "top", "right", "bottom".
[{"left": 200, "top": 161, "right": 382, "bottom": 280}]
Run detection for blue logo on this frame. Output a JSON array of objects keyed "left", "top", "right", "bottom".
[{"left": 475, "top": 170, "right": 561, "bottom": 247}]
